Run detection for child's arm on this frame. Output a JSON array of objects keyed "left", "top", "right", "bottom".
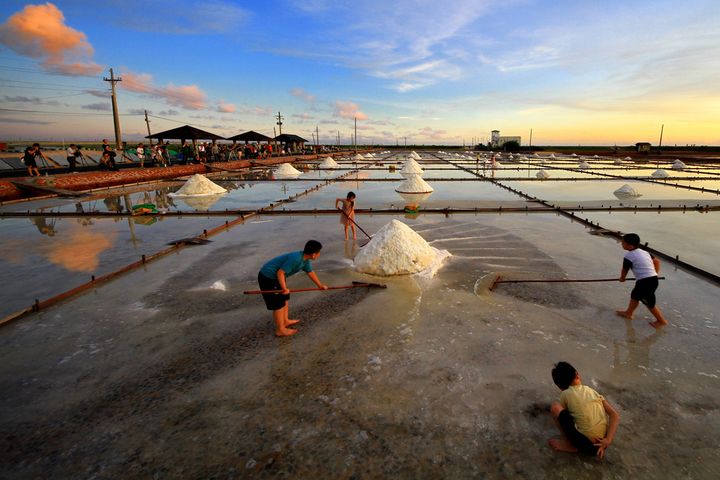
[
  {"left": 306, "top": 271, "right": 328, "bottom": 290},
  {"left": 619, "top": 258, "right": 631, "bottom": 282},
  {"left": 594, "top": 399, "right": 620, "bottom": 459},
  {"left": 652, "top": 256, "right": 661, "bottom": 275}
]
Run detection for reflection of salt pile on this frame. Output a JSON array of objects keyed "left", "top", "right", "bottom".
[
  {"left": 171, "top": 174, "right": 227, "bottom": 196},
  {"left": 652, "top": 168, "right": 669, "bottom": 178},
  {"left": 179, "top": 194, "right": 224, "bottom": 210},
  {"left": 354, "top": 220, "right": 450, "bottom": 276},
  {"left": 319, "top": 156, "right": 339, "bottom": 168},
  {"left": 536, "top": 169, "right": 550, "bottom": 179},
  {"left": 578, "top": 161, "right": 591, "bottom": 169},
  {"left": 274, "top": 162, "right": 301, "bottom": 178},
  {"left": 613, "top": 183, "right": 642, "bottom": 198},
  {"left": 672, "top": 159, "right": 686, "bottom": 170}
]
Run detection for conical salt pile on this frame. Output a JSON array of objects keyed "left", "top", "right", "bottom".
[
  {"left": 614, "top": 184, "right": 642, "bottom": 198},
  {"left": 274, "top": 163, "right": 301, "bottom": 177},
  {"left": 410, "top": 151, "right": 421, "bottom": 160},
  {"left": 578, "top": 161, "right": 591, "bottom": 169},
  {"left": 396, "top": 175, "right": 433, "bottom": 193},
  {"left": 171, "top": 174, "right": 227, "bottom": 196},
  {"left": 672, "top": 159, "right": 686, "bottom": 170},
  {"left": 651, "top": 169, "right": 669, "bottom": 178},
  {"left": 536, "top": 169, "right": 550, "bottom": 179},
  {"left": 319, "top": 156, "right": 339, "bottom": 168},
  {"left": 354, "top": 220, "right": 450, "bottom": 276},
  {"left": 400, "top": 158, "right": 424, "bottom": 176},
  {"left": 624, "top": 156, "right": 632, "bottom": 160},
  {"left": 614, "top": 158, "right": 624, "bottom": 165},
  {"left": 353, "top": 154, "right": 365, "bottom": 161}
]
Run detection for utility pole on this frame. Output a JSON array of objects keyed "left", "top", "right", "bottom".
[
  {"left": 354, "top": 117, "right": 357, "bottom": 152},
  {"left": 275, "top": 111, "right": 284, "bottom": 135},
  {"left": 658, "top": 124, "right": 664, "bottom": 151},
  {"left": 144, "top": 110, "right": 153, "bottom": 146},
  {"left": 529, "top": 128, "right": 533, "bottom": 149},
  {"left": 103, "top": 68, "right": 122, "bottom": 151},
  {"left": 316, "top": 125, "right": 319, "bottom": 149}
]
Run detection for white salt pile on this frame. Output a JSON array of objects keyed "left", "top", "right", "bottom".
[
  {"left": 571, "top": 153, "right": 577, "bottom": 157},
  {"left": 536, "top": 169, "right": 550, "bottom": 179},
  {"left": 672, "top": 159, "right": 686, "bottom": 170},
  {"left": 170, "top": 174, "right": 227, "bottom": 196},
  {"left": 396, "top": 175, "right": 433, "bottom": 193},
  {"left": 613, "top": 184, "right": 642, "bottom": 197},
  {"left": 400, "top": 158, "right": 424, "bottom": 176},
  {"left": 614, "top": 158, "right": 624, "bottom": 165},
  {"left": 624, "top": 156, "right": 632, "bottom": 160},
  {"left": 274, "top": 162, "right": 301, "bottom": 177},
  {"left": 319, "top": 157, "right": 339, "bottom": 168},
  {"left": 353, "top": 154, "right": 365, "bottom": 161},
  {"left": 578, "top": 161, "right": 591, "bottom": 169},
  {"left": 354, "top": 220, "right": 450, "bottom": 276},
  {"left": 410, "top": 151, "right": 421, "bottom": 160},
  {"left": 652, "top": 168, "right": 670, "bottom": 178}
]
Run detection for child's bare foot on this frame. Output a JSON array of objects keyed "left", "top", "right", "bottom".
[
  {"left": 649, "top": 320, "right": 668, "bottom": 329},
  {"left": 548, "top": 438, "right": 578, "bottom": 453},
  {"left": 275, "top": 328, "right": 298, "bottom": 337},
  {"left": 616, "top": 310, "right": 633, "bottom": 319},
  {"left": 286, "top": 319, "right": 300, "bottom": 326}
]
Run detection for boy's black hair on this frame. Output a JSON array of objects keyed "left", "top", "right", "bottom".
[
  {"left": 303, "top": 240, "right": 322, "bottom": 255},
  {"left": 551, "top": 361, "right": 577, "bottom": 390},
  {"left": 622, "top": 233, "right": 641, "bottom": 247},
  {"left": 347, "top": 191, "right": 356, "bottom": 199}
]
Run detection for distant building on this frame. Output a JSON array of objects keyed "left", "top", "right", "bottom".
[
  {"left": 491, "top": 130, "right": 521, "bottom": 148},
  {"left": 635, "top": 142, "right": 652, "bottom": 153}
]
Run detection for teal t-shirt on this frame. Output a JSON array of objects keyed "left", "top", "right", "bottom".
[{"left": 260, "top": 251, "right": 313, "bottom": 278}]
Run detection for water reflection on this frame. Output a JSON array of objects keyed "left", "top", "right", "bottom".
[
  {"left": 44, "top": 223, "right": 117, "bottom": 272},
  {"left": 32, "top": 216, "right": 57, "bottom": 236},
  {"left": 612, "top": 320, "right": 663, "bottom": 382}
]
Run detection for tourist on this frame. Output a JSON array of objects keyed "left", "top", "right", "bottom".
[
  {"left": 102, "top": 139, "right": 117, "bottom": 162},
  {"left": 22, "top": 144, "right": 40, "bottom": 177},
  {"left": 99, "top": 151, "right": 118, "bottom": 171},
  {"left": 66, "top": 144, "right": 78, "bottom": 172},
  {"left": 335, "top": 191, "right": 357, "bottom": 240},
  {"left": 136, "top": 143, "right": 145, "bottom": 167},
  {"left": 548, "top": 361, "right": 620, "bottom": 458},
  {"left": 257, "top": 240, "right": 328, "bottom": 337},
  {"left": 32, "top": 143, "right": 52, "bottom": 172},
  {"left": 616, "top": 233, "right": 668, "bottom": 328}
]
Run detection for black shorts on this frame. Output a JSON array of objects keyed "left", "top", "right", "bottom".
[
  {"left": 258, "top": 273, "right": 289, "bottom": 311},
  {"left": 25, "top": 157, "right": 38, "bottom": 168},
  {"left": 631, "top": 276, "right": 658, "bottom": 308},
  {"left": 557, "top": 409, "right": 599, "bottom": 456}
]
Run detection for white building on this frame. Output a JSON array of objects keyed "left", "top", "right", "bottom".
[{"left": 491, "top": 130, "right": 521, "bottom": 148}]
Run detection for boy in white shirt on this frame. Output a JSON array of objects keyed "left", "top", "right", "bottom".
[{"left": 616, "top": 233, "right": 668, "bottom": 328}]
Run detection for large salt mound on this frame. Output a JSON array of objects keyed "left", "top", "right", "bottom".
[
  {"left": 652, "top": 169, "right": 670, "bottom": 178},
  {"left": 410, "top": 151, "right": 421, "bottom": 160},
  {"left": 396, "top": 175, "right": 433, "bottom": 193},
  {"left": 319, "top": 157, "right": 339, "bottom": 168},
  {"left": 353, "top": 154, "right": 365, "bottom": 161},
  {"left": 536, "top": 169, "right": 550, "bottom": 179},
  {"left": 614, "top": 184, "right": 642, "bottom": 197},
  {"left": 171, "top": 174, "right": 227, "bottom": 196},
  {"left": 672, "top": 159, "right": 686, "bottom": 170},
  {"left": 354, "top": 220, "right": 450, "bottom": 276},
  {"left": 400, "top": 159, "right": 424, "bottom": 176},
  {"left": 274, "top": 163, "right": 301, "bottom": 177}
]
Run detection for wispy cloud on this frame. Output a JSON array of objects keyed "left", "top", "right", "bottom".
[
  {"left": 82, "top": 102, "right": 111, "bottom": 111},
  {"left": 291, "top": 88, "right": 316, "bottom": 104},
  {"left": 334, "top": 101, "right": 367, "bottom": 120},
  {"left": 120, "top": 70, "right": 208, "bottom": 110},
  {"left": 2, "top": 95, "right": 65, "bottom": 107},
  {"left": 0, "top": 3, "right": 102, "bottom": 76},
  {"left": 0, "top": 117, "right": 53, "bottom": 125},
  {"left": 119, "top": 0, "right": 248, "bottom": 34},
  {"left": 217, "top": 100, "right": 236, "bottom": 113}
]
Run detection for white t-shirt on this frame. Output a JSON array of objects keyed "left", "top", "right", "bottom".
[
  {"left": 623, "top": 248, "right": 657, "bottom": 280},
  {"left": 66, "top": 147, "right": 74, "bottom": 157}
]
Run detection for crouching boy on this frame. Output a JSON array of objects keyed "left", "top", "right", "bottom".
[{"left": 548, "top": 362, "right": 620, "bottom": 459}]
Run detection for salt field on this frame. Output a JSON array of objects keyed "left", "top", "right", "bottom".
[{"left": 1, "top": 151, "right": 719, "bottom": 478}]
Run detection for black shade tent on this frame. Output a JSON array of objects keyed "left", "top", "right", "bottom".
[
  {"left": 227, "top": 130, "right": 273, "bottom": 143},
  {"left": 146, "top": 125, "right": 225, "bottom": 143},
  {"left": 274, "top": 133, "right": 309, "bottom": 153}
]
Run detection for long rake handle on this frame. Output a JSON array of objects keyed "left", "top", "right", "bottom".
[
  {"left": 244, "top": 283, "right": 373, "bottom": 295},
  {"left": 339, "top": 208, "right": 372, "bottom": 240},
  {"left": 495, "top": 276, "right": 665, "bottom": 284}
]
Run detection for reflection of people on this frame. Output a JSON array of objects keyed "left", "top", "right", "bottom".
[
  {"left": 32, "top": 217, "right": 56, "bottom": 236},
  {"left": 548, "top": 362, "right": 620, "bottom": 459},
  {"left": 257, "top": 240, "right": 328, "bottom": 337},
  {"left": 615, "top": 233, "right": 668, "bottom": 329},
  {"left": 612, "top": 321, "right": 663, "bottom": 381},
  {"left": 335, "top": 191, "right": 356, "bottom": 240}
]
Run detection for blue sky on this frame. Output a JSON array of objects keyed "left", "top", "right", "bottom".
[{"left": 1, "top": 0, "right": 719, "bottom": 145}]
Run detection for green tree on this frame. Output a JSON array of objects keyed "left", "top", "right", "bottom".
[{"left": 503, "top": 140, "right": 520, "bottom": 152}]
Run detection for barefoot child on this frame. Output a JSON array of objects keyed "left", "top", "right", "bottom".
[
  {"left": 549, "top": 362, "right": 620, "bottom": 459},
  {"left": 257, "top": 240, "right": 328, "bottom": 336},
  {"left": 335, "top": 191, "right": 356, "bottom": 240},
  {"left": 616, "top": 233, "right": 668, "bottom": 328}
]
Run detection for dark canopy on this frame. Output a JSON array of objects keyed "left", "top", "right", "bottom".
[
  {"left": 274, "top": 133, "right": 308, "bottom": 143},
  {"left": 146, "top": 125, "right": 225, "bottom": 141},
  {"left": 227, "top": 130, "right": 273, "bottom": 142}
]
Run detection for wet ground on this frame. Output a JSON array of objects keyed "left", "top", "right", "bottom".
[{"left": 1, "top": 152, "right": 719, "bottom": 478}]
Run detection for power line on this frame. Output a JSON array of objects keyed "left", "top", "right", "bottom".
[{"left": 0, "top": 107, "right": 141, "bottom": 116}]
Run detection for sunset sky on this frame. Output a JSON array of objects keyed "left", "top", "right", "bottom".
[{"left": 1, "top": 0, "right": 718, "bottom": 146}]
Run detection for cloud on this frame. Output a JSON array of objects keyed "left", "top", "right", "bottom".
[
  {"left": 217, "top": 100, "right": 236, "bottom": 113},
  {"left": 1, "top": 95, "right": 64, "bottom": 106},
  {"left": 85, "top": 89, "right": 110, "bottom": 98},
  {"left": 333, "top": 101, "right": 367, "bottom": 120},
  {"left": 122, "top": 0, "right": 248, "bottom": 34},
  {"left": 291, "top": 88, "right": 316, "bottom": 103},
  {"left": 120, "top": 70, "right": 207, "bottom": 110},
  {"left": 128, "top": 108, "right": 148, "bottom": 115},
  {"left": 291, "top": 112, "right": 314, "bottom": 121},
  {"left": 158, "top": 109, "right": 179, "bottom": 116},
  {"left": 418, "top": 126, "right": 448, "bottom": 140},
  {"left": 0, "top": 3, "right": 102, "bottom": 76},
  {"left": 82, "top": 102, "right": 111, "bottom": 111},
  {"left": 0, "top": 117, "right": 53, "bottom": 125}
]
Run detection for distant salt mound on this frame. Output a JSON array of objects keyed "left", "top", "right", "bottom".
[
  {"left": 578, "top": 161, "right": 591, "bottom": 169},
  {"left": 354, "top": 220, "right": 450, "bottom": 276},
  {"left": 571, "top": 153, "right": 577, "bottom": 157},
  {"left": 400, "top": 158, "right": 424, "bottom": 176},
  {"left": 536, "top": 169, "right": 550, "bottom": 179},
  {"left": 353, "top": 154, "right": 365, "bottom": 161},
  {"left": 614, "top": 184, "right": 642, "bottom": 198},
  {"left": 319, "top": 157, "right": 339, "bottom": 168},
  {"left": 274, "top": 162, "right": 301, "bottom": 177},
  {"left": 396, "top": 175, "right": 433, "bottom": 193},
  {"left": 410, "top": 151, "right": 421, "bottom": 160},
  {"left": 171, "top": 174, "right": 227, "bottom": 196},
  {"left": 614, "top": 158, "right": 624, "bottom": 165},
  {"left": 624, "top": 156, "right": 632, "bottom": 160},
  {"left": 672, "top": 159, "right": 686, "bottom": 170},
  {"left": 652, "top": 168, "right": 670, "bottom": 178}
]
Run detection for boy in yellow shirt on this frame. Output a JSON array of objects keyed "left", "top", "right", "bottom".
[{"left": 548, "top": 362, "right": 620, "bottom": 459}]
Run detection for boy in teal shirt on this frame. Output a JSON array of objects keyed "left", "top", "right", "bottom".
[{"left": 258, "top": 240, "right": 327, "bottom": 336}]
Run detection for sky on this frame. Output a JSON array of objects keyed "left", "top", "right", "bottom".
[{"left": 0, "top": 0, "right": 718, "bottom": 146}]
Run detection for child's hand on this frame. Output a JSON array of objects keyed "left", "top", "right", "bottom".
[
  {"left": 319, "top": 284, "right": 328, "bottom": 290},
  {"left": 593, "top": 437, "right": 612, "bottom": 459}
]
